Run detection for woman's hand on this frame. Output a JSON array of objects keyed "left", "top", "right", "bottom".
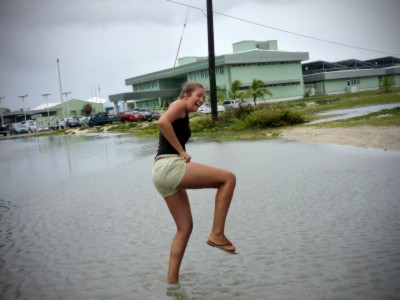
[{"left": 180, "top": 151, "right": 191, "bottom": 163}]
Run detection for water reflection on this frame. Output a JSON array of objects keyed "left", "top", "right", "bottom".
[
  {"left": 309, "top": 103, "right": 400, "bottom": 124},
  {"left": 0, "top": 134, "right": 157, "bottom": 201}
]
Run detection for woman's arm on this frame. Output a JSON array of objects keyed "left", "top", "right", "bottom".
[{"left": 158, "top": 100, "right": 191, "bottom": 162}]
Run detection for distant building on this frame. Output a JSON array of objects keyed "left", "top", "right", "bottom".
[
  {"left": 302, "top": 56, "right": 400, "bottom": 96},
  {"left": 109, "top": 40, "right": 309, "bottom": 112},
  {"left": 2, "top": 98, "right": 105, "bottom": 124}
]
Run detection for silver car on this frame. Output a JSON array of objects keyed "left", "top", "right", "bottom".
[{"left": 9, "top": 123, "right": 28, "bottom": 135}]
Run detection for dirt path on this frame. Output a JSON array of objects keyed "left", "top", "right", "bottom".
[{"left": 280, "top": 126, "right": 400, "bottom": 151}]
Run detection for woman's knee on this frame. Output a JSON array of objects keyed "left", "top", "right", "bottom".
[
  {"left": 225, "top": 171, "right": 236, "bottom": 187},
  {"left": 177, "top": 221, "right": 193, "bottom": 236}
]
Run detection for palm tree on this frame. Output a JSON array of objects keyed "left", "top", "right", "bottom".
[
  {"left": 227, "top": 80, "right": 242, "bottom": 100},
  {"left": 248, "top": 79, "right": 272, "bottom": 105},
  {"left": 216, "top": 85, "right": 226, "bottom": 103}
]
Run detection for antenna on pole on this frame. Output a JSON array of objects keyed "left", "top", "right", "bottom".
[{"left": 173, "top": 0, "right": 193, "bottom": 70}]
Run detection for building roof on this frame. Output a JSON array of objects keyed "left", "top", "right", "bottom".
[
  {"left": 303, "top": 56, "right": 400, "bottom": 75},
  {"left": 31, "top": 102, "right": 61, "bottom": 110},
  {"left": 125, "top": 49, "right": 309, "bottom": 86}
]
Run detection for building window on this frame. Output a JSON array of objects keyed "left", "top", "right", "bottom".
[{"left": 348, "top": 78, "right": 360, "bottom": 86}]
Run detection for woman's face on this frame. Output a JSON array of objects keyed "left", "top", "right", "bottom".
[{"left": 185, "top": 87, "right": 206, "bottom": 112}]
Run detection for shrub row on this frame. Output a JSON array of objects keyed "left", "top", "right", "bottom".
[
  {"left": 237, "top": 109, "right": 304, "bottom": 129},
  {"left": 190, "top": 107, "right": 305, "bottom": 133}
]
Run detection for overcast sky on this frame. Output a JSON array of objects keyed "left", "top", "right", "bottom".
[{"left": 0, "top": 0, "right": 399, "bottom": 111}]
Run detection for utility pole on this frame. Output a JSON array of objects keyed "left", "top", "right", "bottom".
[
  {"left": 206, "top": 0, "right": 218, "bottom": 121},
  {"left": 0, "top": 97, "right": 4, "bottom": 125}
]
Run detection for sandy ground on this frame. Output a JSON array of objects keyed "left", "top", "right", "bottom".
[{"left": 280, "top": 126, "right": 400, "bottom": 151}]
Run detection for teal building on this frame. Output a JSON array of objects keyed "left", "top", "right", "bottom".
[
  {"left": 109, "top": 40, "right": 309, "bottom": 112},
  {"left": 302, "top": 56, "right": 400, "bottom": 96}
]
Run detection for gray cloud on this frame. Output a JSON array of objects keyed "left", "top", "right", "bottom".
[{"left": 0, "top": 0, "right": 399, "bottom": 110}]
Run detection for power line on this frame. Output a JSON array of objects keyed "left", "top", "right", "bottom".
[{"left": 166, "top": 0, "right": 400, "bottom": 57}]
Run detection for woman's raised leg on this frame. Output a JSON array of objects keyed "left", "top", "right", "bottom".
[
  {"left": 164, "top": 189, "right": 193, "bottom": 283},
  {"left": 179, "top": 162, "right": 236, "bottom": 252}
]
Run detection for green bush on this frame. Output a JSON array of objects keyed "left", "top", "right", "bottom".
[
  {"left": 239, "top": 109, "right": 305, "bottom": 129},
  {"left": 222, "top": 105, "right": 254, "bottom": 120},
  {"left": 190, "top": 115, "right": 237, "bottom": 133}
]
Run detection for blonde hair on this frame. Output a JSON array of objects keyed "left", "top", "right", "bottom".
[{"left": 178, "top": 81, "right": 205, "bottom": 99}]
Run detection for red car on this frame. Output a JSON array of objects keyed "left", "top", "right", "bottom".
[{"left": 120, "top": 112, "right": 143, "bottom": 123}]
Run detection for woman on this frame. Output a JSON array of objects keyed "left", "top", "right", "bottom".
[{"left": 152, "top": 81, "right": 237, "bottom": 284}]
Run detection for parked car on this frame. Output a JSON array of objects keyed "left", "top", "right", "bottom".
[
  {"left": 217, "top": 104, "right": 225, "bottom": 112},
  {"left": 20, "top": 120, "right": 34, "bottom": 131},
  {"left": 150, "top": 111, "right": 161, "bottom": 120},
  {"left": 79, "top": 116, "right": 90, "bottom": 126},
  {"left": 108, "top": 112, "right": 124, "bottom": 122},
  {"left": 66, "top": 117, "right": 81, "bottom": 128},
  {"left": 222, "top": 99, "right": 251, "bottom": 109},
  {"left": 27, "top": 120, "right": 37, "bottom": 133},
  {"left": 0, "top": 124, "right": 8, "bottom": 136},
  {"left": 120, "top": 111, "right": 143, "bottom": 123},
  {"left": 88, "top": 112, "right": 111, "bottom": 127},
  {"left": 9, "top": 123, "right": 28, "bottom": 135},
  {"left": 133, "top": 108, "right": 153, "bottom": 121},
  {"left": 198, "top": 104, "right": 211, "bottom": 114}
]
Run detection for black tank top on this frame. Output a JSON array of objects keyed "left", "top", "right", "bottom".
[{"left": 156, "top": 113, "right": 191, "bottom": 156}]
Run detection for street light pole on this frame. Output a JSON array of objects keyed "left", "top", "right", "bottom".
[
  {"left": 57, "top": 59, "right": 66, "bottom": 128},
  {"left": 18, "top": 94, "right": 28, "bottom": 122},
  {"left": 0, "top": 97, "right": 4, "bottom": 125}
]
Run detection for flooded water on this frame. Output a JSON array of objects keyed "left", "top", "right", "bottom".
[
  {"left": 309, "top": 103, "right": 400, "bottom": 124},
  {"left": 1, "top": 134, "right": 400, "bottom": 300}
]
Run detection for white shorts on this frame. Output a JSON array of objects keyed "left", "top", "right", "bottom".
[{"left": 152, "top": 155, "right": 186, "bottom": 197}]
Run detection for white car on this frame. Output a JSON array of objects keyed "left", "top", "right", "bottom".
[
  {"left": 198, "top": 104, "right": 211, "bottom": 114},
  {"left": 217, "top": 105, "right": 225, "bottom": 112},
  {"left": 198, "top": 104, "right": 225, "bottom": 113},
  {"left": 27, "top": 120, "right": 49, "bottom": 132},
  {"left": 20, "top": 120, "right": 34, "bottom": 130},
  {"left": 27, "top": 121, "right": 37, "bottom": 133},
  {"left": 222, "top": 99, "right": 251, "bottom": 109}
]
